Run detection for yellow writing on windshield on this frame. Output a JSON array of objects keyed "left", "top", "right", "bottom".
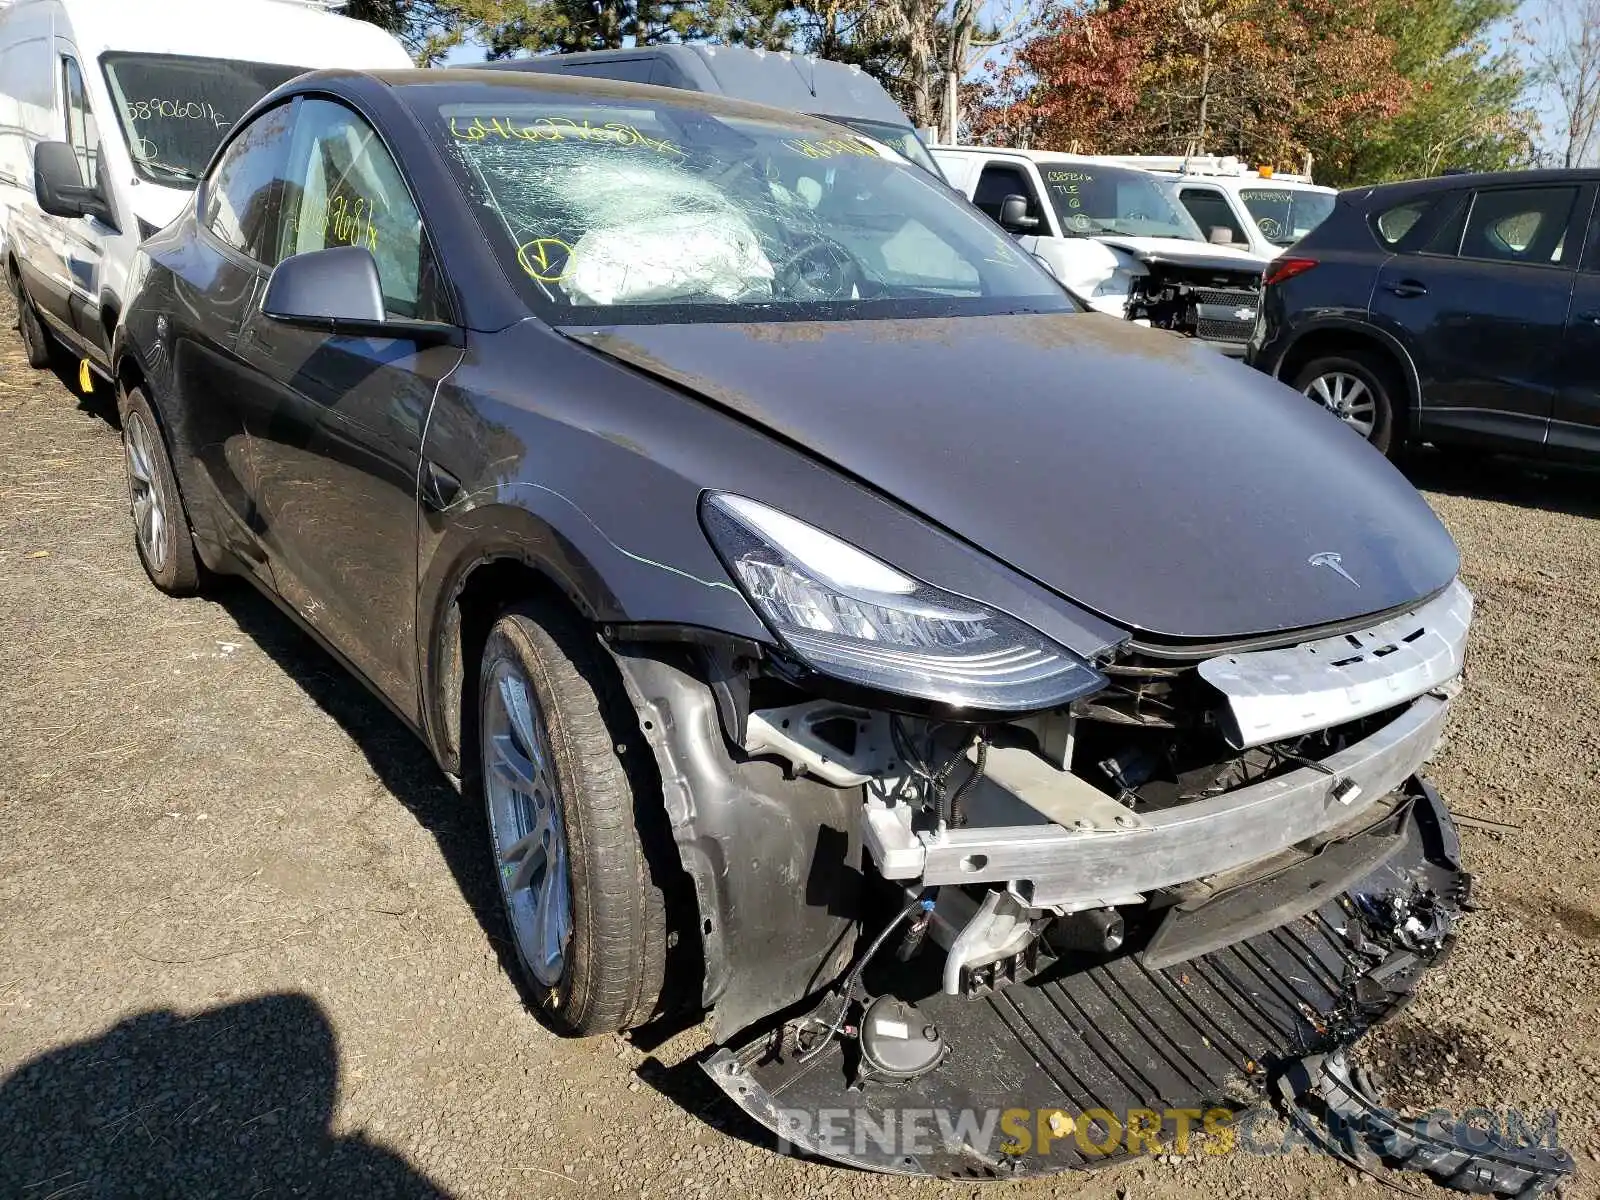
[
  {"left": 517, "top": 237, "right": 573, "bottom": 284},
  {"left": 1046, "top": 170, "right": 1093, "bottom": 183},
  {"left": 449, "top": 115, "right": 683, "bottom": 156},
  {"left": 784, "top": 136, "right": 876, "bottom": 161}
]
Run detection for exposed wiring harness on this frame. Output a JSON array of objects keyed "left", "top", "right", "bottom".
[
  {"left": 889, "top": 716, "right": 988, "bottom": 828},
  {"left": 795, "top": 894, "right": 935, "bottom": 1063}
]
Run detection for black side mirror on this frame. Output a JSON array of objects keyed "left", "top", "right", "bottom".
[
  {"left": 998, "top": 194, "right": 1039, "bottom": 233},
  {"left": 34, "top": 141, "right": 114, "bottom": 226},
  {"left": 262, "top": 245, "right": 459, "bottom": 345}
]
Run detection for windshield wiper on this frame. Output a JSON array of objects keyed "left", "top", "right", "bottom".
[{"left": 139, "top": 158, "right": 200, "bottom": 183}]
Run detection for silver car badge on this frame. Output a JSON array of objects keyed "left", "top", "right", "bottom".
[{"left": 1308, "top": 551, "right": 1360, "bottom": 588}]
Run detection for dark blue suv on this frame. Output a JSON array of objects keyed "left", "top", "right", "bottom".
[{"left": 1247, "top": 170, "right": 1600, "bottom": 459}]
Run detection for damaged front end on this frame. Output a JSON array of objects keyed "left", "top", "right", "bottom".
[
  {"left": 609, "top": 563, "right": 1570, "bottom": 1191},
  {"left": 1126, "top": 260, "right": 1260, "bottom": 355},
  {"left": 1118, "top": 252, "right": 1261, "bottom": 355}
]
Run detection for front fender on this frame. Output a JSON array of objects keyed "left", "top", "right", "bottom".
[
  {"left": 415, "top": 488, "right": 769, "bottom": 770},
  {"left": 1276, "top": 314, "right": 1424, "bottom": 433}
]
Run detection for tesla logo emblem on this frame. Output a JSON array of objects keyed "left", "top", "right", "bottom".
[{"left": 1308, "top": 551, "right": 1360, "bottom": 588}]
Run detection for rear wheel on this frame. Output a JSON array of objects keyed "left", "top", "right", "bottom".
[
  {"left": 1292, "top": 353, "right": 1399, "bottom": 455},
  {"left": 10, "top": 264, "right": 53, "bottom": 370},
  {"left": 119, "top": 386, "right": 200, "bottom": 595},
  {"left": 476, "top": 600, "right": 667, "bottom": 1035}
]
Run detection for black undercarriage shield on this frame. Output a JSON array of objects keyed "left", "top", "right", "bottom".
[{"left": 702, "top": 782, "right": 1559, "bottom": 1193}]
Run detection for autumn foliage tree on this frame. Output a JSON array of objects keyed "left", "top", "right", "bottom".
[{"left": 974, "top": 0, "right": 1413, "bottom": 178}]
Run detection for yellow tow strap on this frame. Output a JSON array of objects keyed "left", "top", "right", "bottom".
[{"left": 78, "top": 358, "right": 94, "bottom": 393}]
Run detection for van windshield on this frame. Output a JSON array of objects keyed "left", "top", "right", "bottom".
[
  {"left": 820, "top": 114, "right": 943, "bottom": 180},
  {"left": 100, "top": 53, "right": 302, "bottom": 186},
  {"left": 1039, "top": 162, "right": 1204, "bottom": 241},
  {"left": 431, "top": 98, "right": 1070, "bottom": 323}
]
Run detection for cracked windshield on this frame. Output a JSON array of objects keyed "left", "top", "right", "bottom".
[{"left": 434, "top": 100, "right": 1071, "bottom": 317}]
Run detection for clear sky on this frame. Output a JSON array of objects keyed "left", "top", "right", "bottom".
[{"left": 443, "top": 36, "right": 488, "bottom": 65}]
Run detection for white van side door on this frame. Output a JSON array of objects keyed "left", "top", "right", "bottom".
[{"left": 39, "top": 38, "right": 113, "bottom": 358}]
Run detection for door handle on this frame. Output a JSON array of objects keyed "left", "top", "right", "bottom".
[
  {"left": 421, "top": 459, "right": 462, "bottom": 512},
  {"left": 1385, "top": 280, "right": 1428, "bottom": 298},
  {"left": 1578, "top": 310, "right": 1600, "bottom": 325}
]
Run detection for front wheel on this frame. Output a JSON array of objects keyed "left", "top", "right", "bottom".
[
  {"left": 476, "top": 601, "right": 668, "bottom": 1035},
  {"left": 118, "top": 387, "right": 200, "bottom": 595},
  {"left": 10, "top": 266, "right": 53, "bottom": 370},
  {"left": 1291, "top": 353, "right": 1399, "bottom": 455}
]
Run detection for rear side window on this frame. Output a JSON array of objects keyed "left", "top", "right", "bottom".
[
  {"left": 1460, "top": 186, "right": 1577, "bottom": 264},
  {"left": 1373, "top": 199, "right": 1432, "bottom": 247},
  {"left": 1179, "top": 187, "right": 1248, "bottom": 246}
]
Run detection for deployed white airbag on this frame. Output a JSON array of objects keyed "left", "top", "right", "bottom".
[{"left": 562, "top": 211, "right": 775, "bottom": 306}]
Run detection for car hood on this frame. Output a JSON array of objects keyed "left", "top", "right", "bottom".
[
  {"left": 1094, "top": 235, "right": 1266, "bottom": 273},
  {"left": 563, "top": 312, "right": 1458, "bottom": 641}
]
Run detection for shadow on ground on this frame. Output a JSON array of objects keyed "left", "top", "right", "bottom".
[
  {"left": 1404, "top": 448, "right": 1600, "bottom": 522},
  {"left": 207, "top": 585, "right": 776, "bottom": 1147},
  {"left": 208, "top": 584, "right": 710, "bottom": 1047},
  {"left": 211, "top": 585, "right": 527, "bottom": 1002},
  {"left": 0, "top": 993, "right": 451, "bottom": 1198}
]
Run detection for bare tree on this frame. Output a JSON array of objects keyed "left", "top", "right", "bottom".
[
  {"left": 1537, "top": 0, "right": 1600, "bottom": 167},
  {"left": 941, "top": 0, "right": 1039, "bottom": 142}
]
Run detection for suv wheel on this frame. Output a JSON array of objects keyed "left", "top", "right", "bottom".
[
  {"left": 10, "top": 265, "right": 53, "bottom": 370},
  {"left": 119, "top": 387, "right": 201, "bottom": 594},
  {"left": 475, "top": 600, "right": 667, "bottom": 1035},
  {"left": 1292, "top": 353, "right": 1398, "bottom": 455}
]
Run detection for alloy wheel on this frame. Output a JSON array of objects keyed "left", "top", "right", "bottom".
[
  {"left": 1304, "top": 371, "right": 1377, "bottom": 440},
  {"left": 483, "top": 659, "right": 573, "bottom": 988},
  {"left": 123, "top": 413, "right": 170, "bottom": 572}
]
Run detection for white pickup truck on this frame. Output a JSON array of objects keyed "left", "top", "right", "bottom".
[
  {"left": 1090, "top": 154, "right": 1338, "bottom": 260},
  {"left": 933, "top": 145, "right": 1265, "bottom": 355}
]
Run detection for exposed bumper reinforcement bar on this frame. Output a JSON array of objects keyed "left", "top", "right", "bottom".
[{"left": 866, "top": 693, "right": 1449, "bottom": 907}]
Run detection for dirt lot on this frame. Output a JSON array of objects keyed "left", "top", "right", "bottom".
[{"left": 1, "top": 289, "right": 1597, "bottom": 1200}]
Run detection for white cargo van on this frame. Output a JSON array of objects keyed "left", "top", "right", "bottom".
[{"left": 0, "top": 0, "right": 409, "bottom": 382}]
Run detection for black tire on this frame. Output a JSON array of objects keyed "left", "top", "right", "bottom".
[
  {"left": 10, "top": 264, "right": 53, "bottom": 370},
  {"left": 1291, "top": 352, "right": 1401, "bottom": 456},
  {"left": 118, "top": 386, "right": 201, "bottom": 595},
  {"left": 474, "top": 600, "right": 667, "bottom": 1035}
]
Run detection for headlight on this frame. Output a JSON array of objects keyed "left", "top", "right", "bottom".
[
  {"left": 702, "top": 493, "right": 1105, "bottom": 711},
  {"left": 1092, "top": 268, "right": 1133, "bottom": 298}
]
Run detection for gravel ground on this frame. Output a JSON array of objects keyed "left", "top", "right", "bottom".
[{"left": 1, "top": 289, "right": 1596, "bottom": 1200}]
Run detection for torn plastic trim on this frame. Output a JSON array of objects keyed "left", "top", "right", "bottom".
[
  {"left": 698, "top": 777, "right": 1502, "bottom": 1183},
  {"left": 1275, "top": 1051, "right": 1574, "bottom": 1199},
  {"left": 1199, "top": 579, "right": 1472, "bottom": 749},
  {"left": 608, "top": 642, "right": 864, "bottom": 1040}
]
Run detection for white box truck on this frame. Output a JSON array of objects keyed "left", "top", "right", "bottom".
[{"left": 1, "top": 0, "right": 410, "bottom": 383}]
